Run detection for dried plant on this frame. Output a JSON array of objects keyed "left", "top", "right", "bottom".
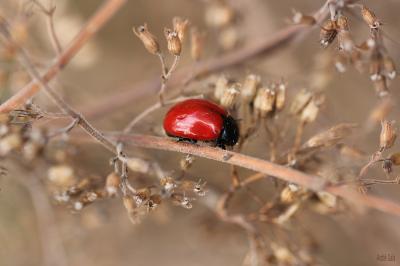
[{"left": 0, "top": 0, "right": 399, "bottom": 266}]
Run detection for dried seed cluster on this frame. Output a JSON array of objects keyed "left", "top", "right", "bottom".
[{"left": 294, "top": 4, "right": 397, "bottom": 97}]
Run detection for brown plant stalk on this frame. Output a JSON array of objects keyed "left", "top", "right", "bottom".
[
  {"left": 98, "top": 133, "right": 400, "bottom": 217},
  {"left": 0, "top": 0, "right": 127, "bottom": 113}
]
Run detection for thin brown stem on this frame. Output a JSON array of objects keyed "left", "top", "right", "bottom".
[
  {"left": 98, "top": 133, "right": 400, "bottom": 217},
  {"left": 32, "top": 0, "right": 62, "bottom": 55},
  {"left": 158, "top": 55, "right": 180, "bottom": 104},
  {"left": 0, "top": 0, "right": 126, "bottom": 113},
  {"left": 0, "top": 19, "right": 117, "bottom": 154}
]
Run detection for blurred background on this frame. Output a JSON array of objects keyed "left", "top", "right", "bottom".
[{"left": 0, "top": 0, "right": 400, "bottom": 265}]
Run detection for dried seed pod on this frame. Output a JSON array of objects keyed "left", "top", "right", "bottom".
[
  {"left": 368, "top": 99, "right": 393, "bottom": 126},
  {"left": 304, "top": 123, "right": 357, "bottom": 148},
  {"left": 160, "top": 177, "right": 176, "bottom": 193},
  {"left": 336, "top": 15, "right": 349, "bottom": 31},
  {"left": 289, "top": 89, "right": 312, "bottom": 115},
  {"left": 290, "top": 9, "right": 316, "bottom": 25},
  {"left": 123, "top": 196, "right": 136, "bottom": 212},
  {"left": 180, "top": 154, "right": 195, "bottom": 170},
  {"left": 214, "top": 75, "right": 229, "bottom": 100},
  {"left": 134, "top": 188, "right": 151, "bottom": 206},
  {"left": 218, "top": 26, "right": 238, "bottom": 51},
  {"left": 383, "top": 56, "right": 396, "bottom": 80},
  {"left": 105, "top": 172, "right": 121, "bottom": 197},
  {"left": 123, "top": 196, "right": 142, "bottom": 224},
  {"left": 335, "top": 52, "right": 348, "bottom": 73},
  {"left": 338, "top": 31, "right": 354, "bottom": 52},
  {"left": 373, "top": 76, "right": 389, "bottom": 97},
  {"left": 241, "top": 74, "right": 260, "bottom": 102},
  {"left": 280, "top": 185, "right": 301, "bottom": 204},
  {"left": 164, "top": 28, "right": 182, "bottom": 56},
  {"left": 270, "top": 242, "right": 296, "bottom": 265},
  {"left": 320, "top": 19, "right": 337, "bottom": 47},
  {"left": 300, "top": 98, "right": 320, "bottom": 124},
  {"left": 275, "top": 82, "right": 286, "bottom": 111},
  {"left": 350, "top": 49, "right": 363, "bottom": 73},
  {"left": 361, "top": 6, "right": 381, "bottom": 29},
  {"left": 47, "top": 165, "right": 76, "bottom": 187},
  {"left": 23, "top": 141, "right": 42, "bottom": 161},
  {"left": 0, "top": 124, "right": 8, "bottom": 138},
  {"left": 0, "top": 133, "right": 22, "bottom": 156},
  {"left": 190, "top": 27, "right": 206, "bottom": 61},
  {"left": 369, "top": 54, "right": 382, "bottom": 81},
  {"left": 380, "top": 120, "right": 396, "bottom": 150},
  {"left": 132, "top": 24, "right": 160, "bottom": 55},
  {"left": 389, "top": 153, "right": 400, "bottom": 165},
  {"left": 171, "top": 193, "right": 193, "bottom": 209},
  {"left": 193, "top": 180, "right": 206, "bottom": 196},
  {"left": 147, "top": 194, "right": 162, "bottom": 210},
  {"left": 126, "top": 157, "right": 150, "bottom": 174},
  {"left": 173, "top": 17, "right": 189, "bottom": 42},
  {"left": 205, "top": 3, "right": 235, "bottom": 28},
  {"left": 337, "top": 144, "right": 365, "bottom": 160},
  {"left": 220, "top": 83, "right": 241, "bottom": 108},
  {"left": 254, "top": 87, "right": 276, "bottom": 117},
  {"left": 316, "top": 191, "right": 337, "bottom": 208}
]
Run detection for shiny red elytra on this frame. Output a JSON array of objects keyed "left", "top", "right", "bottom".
[{"left": 163, "top": 99, "right": 239, "bottom": 149}]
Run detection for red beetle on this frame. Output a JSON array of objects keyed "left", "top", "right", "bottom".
[{"left": 163, "top": 99, "right": 239, "bottom": 149}]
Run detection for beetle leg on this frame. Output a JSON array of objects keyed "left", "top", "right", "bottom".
[{"left": 177, "top": 137, "right": 197, "bottom": 145}]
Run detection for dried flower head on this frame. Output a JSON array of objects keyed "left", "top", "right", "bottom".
[
  {"left": 254, "top": 87, "right": 276, "bottom": 117},
  {"left": 214, "top": 75, "right": 229, "bottom": 100},
  {"left": 173, "top": 194, "right": 193, "bottom": 209},
  {"left": 383, "top": 56, "right": 396, "bottom": 80},
  {"left": 389, "top": 152, "right": 400, "bottom": 166},
  {"left": 336, "top": 15, "right": 349, "bottom": 31},
  {"left": 275, "top": 81, "right": 286, "bottom": 111},
  {"left": 304, "top": 123, "right": 357, "bottom": 148},
  {"left": 190, "top": 27, "right": 206, "bottom": 61},
  {"left": 334, "top": 52, "right": 348, "bottom": 73},
  {"left": 290, "top": 89, "right": 313, "bottom": 115},
  {"left": 300, "top": 98, "right": 320, "bottom": 124},
  {"left": 290, "top": 9, "right": 316, "bottom": 25},
  {"left": 47, "top": 165, "right": 76, "bottom": 188},
  {"left": 164, "top": 28, "right": 182, "bottom": 56},
  {"left": 160, "top": 176, "right": 176, "bottom": 194},
  {"left": 173, "top": 17, "right": 189, "bottom": 42},
  {"left": 368, "top": 99, "right": 393, "bottom": 126},
  {"left": 219, "top": 26, "right": 239, "bottom": 50},
  {"left": 193, "top": 179, "right": 206, "bottom": 196},
  {"left": 241, "top": 74, "right": 260, "bottom": 102},
  {"left": 105, "top": 172, "right": 120, "bottom": 197},
  {"left": 320, "top": 19, "right": 337, "bottom": 47},
  {"left": 133, "top": 24, "right": 160, "bottom": 55},
  {"left": 380, "top": 120, "right": 396, "bottom": 150},
  {"left": 205, "top": 3, "right": 235, "bottom": 28},
  {"left": 126, "top": 157, "right": 150, "bottom": 174},
  {"left": 0, "top": 133, "right": 22, "bottom": 156},
  {"left": 220, "top": 83, "right": 241, "bottom": 108},
  {"left": 373, "top": 76, "right": 389, "bottom": 97},
  {"left": 361, "top": 6, "right": 381, "bottom": 29},
  {"left": 369, "top": 53, "right": 383, "bottom": 81},
  {"left": 180, "top": 154, "right": 195, "bottom": 171}
]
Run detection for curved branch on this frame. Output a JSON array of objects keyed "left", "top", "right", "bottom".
[
  {"left": 105, "top": 133, "right": 400, "bottom": 217},
  {"left": 0, "top": 0, "right": 127, "bottom": 113}
]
